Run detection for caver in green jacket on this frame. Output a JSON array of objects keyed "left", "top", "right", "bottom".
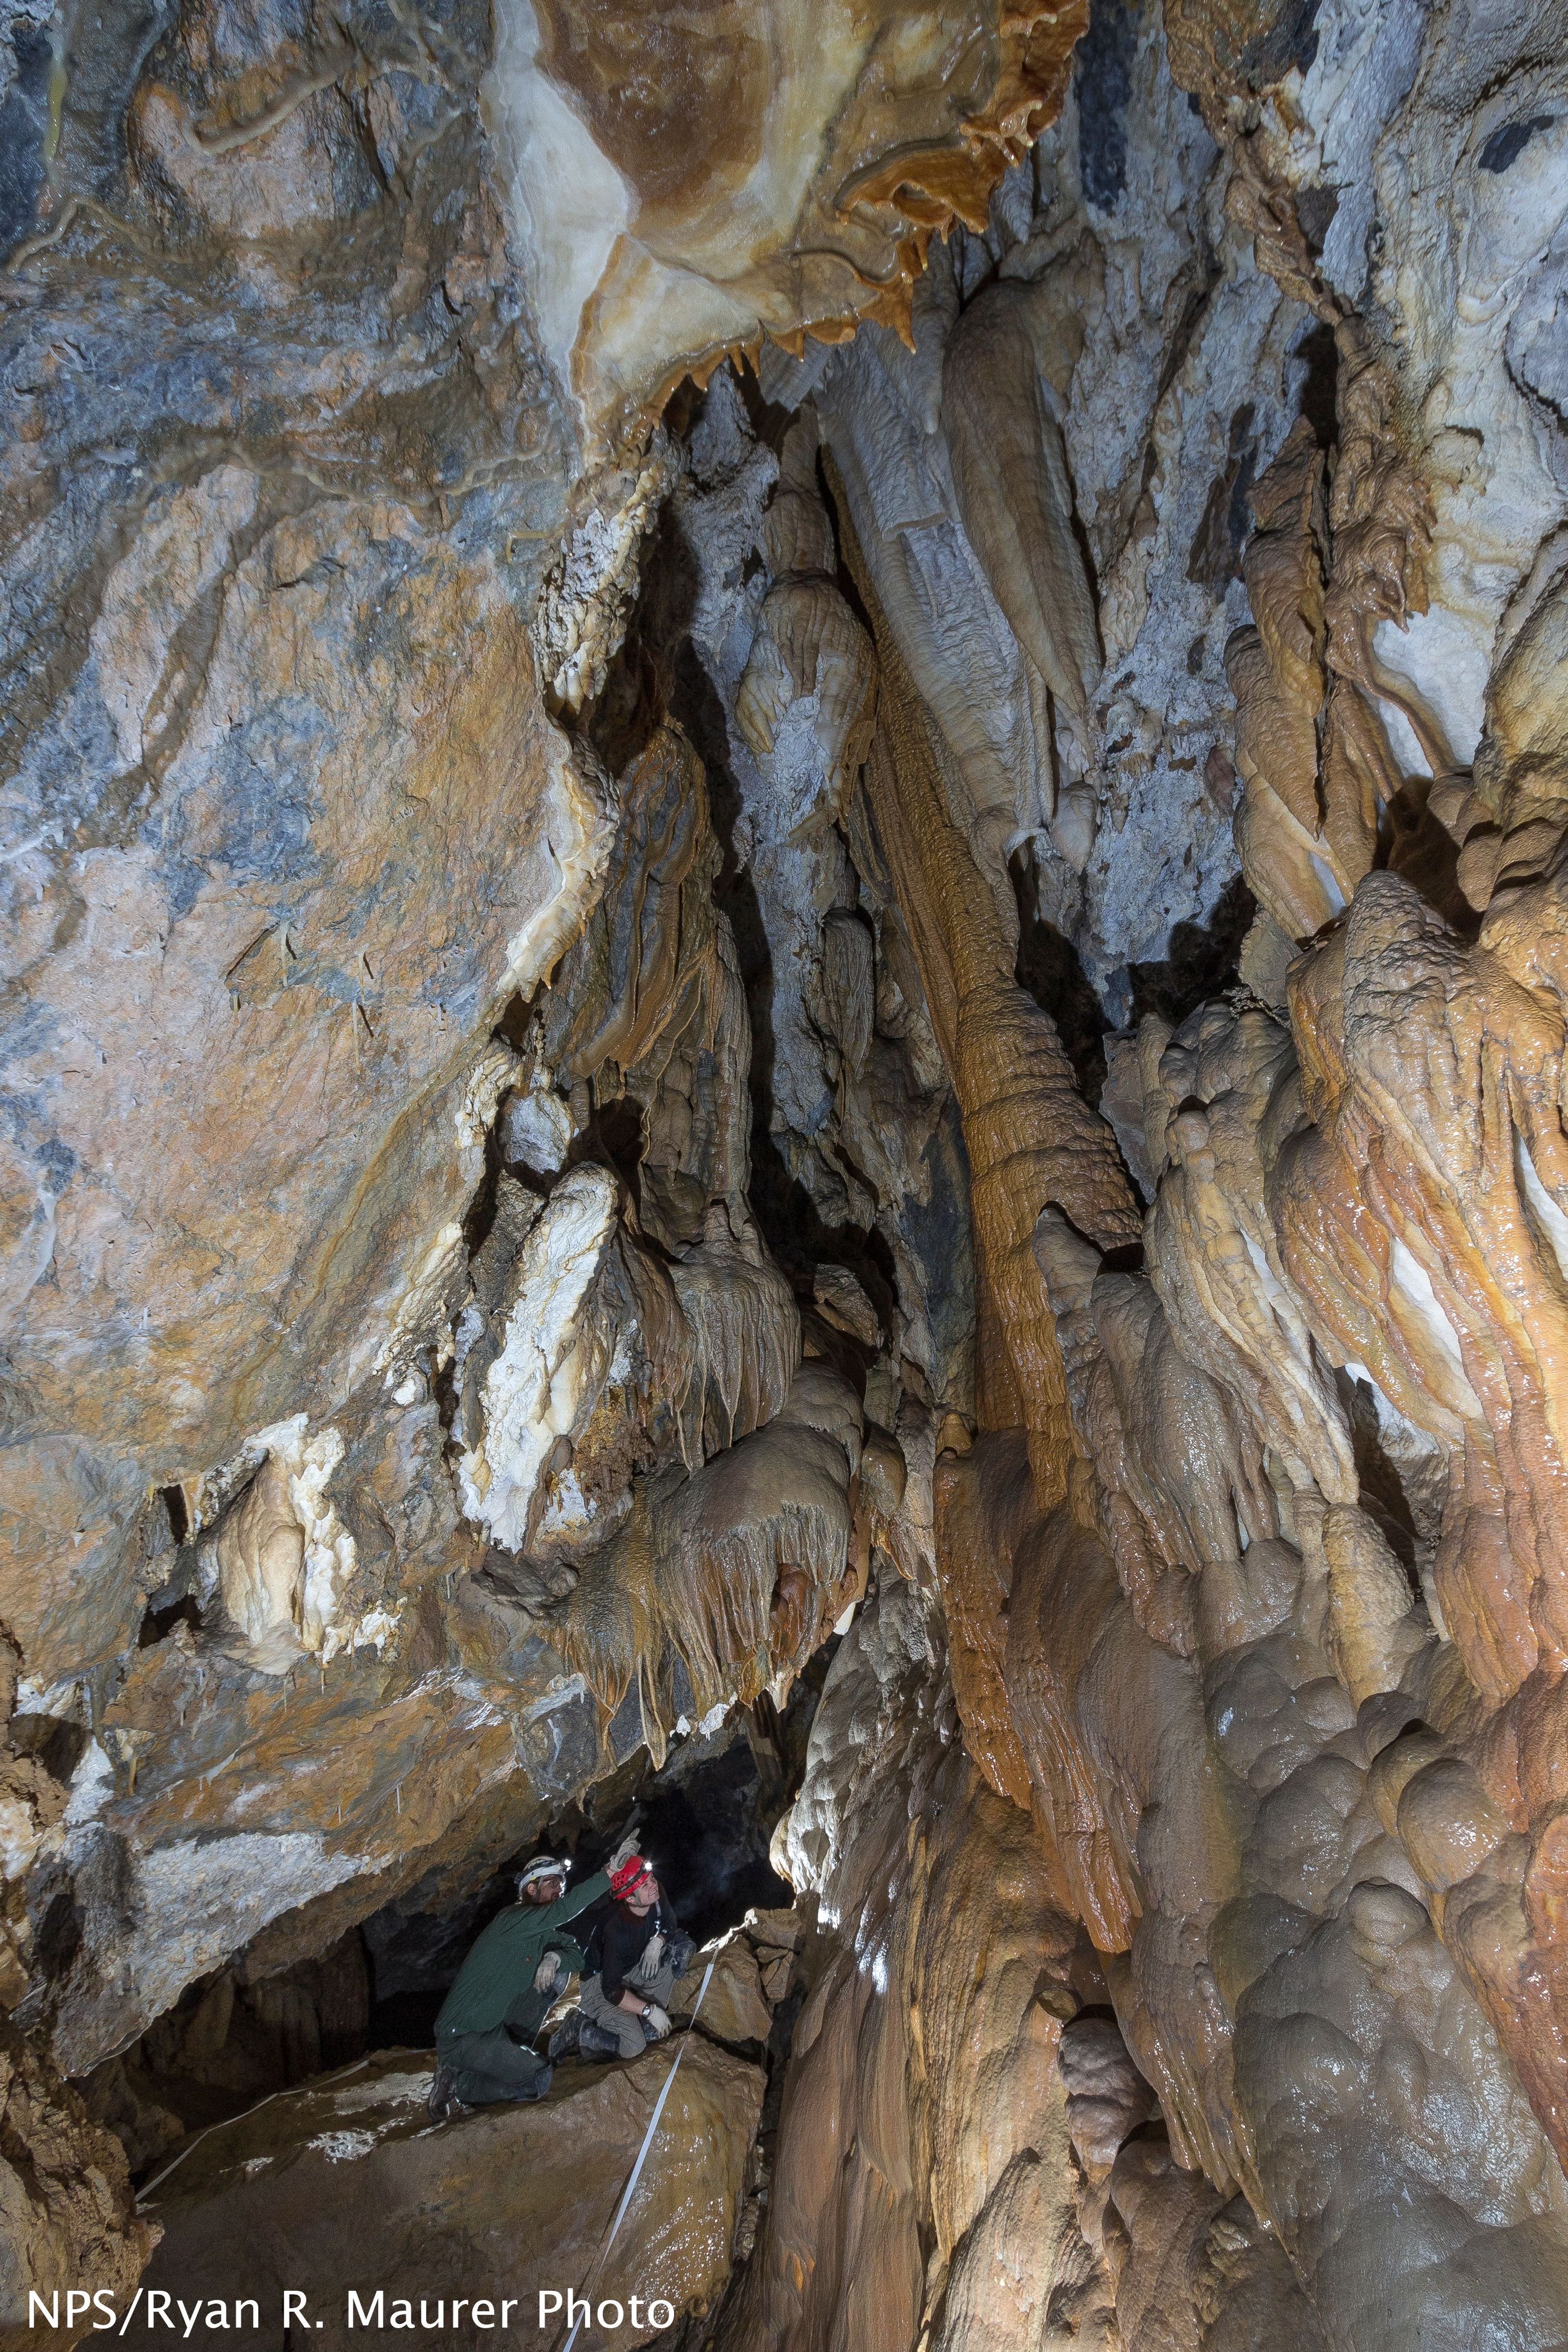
[{"left": 434, "top": 1868, "right": 610, "bottom": 2043}]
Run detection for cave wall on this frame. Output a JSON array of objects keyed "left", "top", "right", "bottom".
[
  {"left": 0, "top": 0, "right": 1020, "bottom": 2078},
  {"left": 4, "top": 0, "right": 1568, "bottom": 2342},
  {"left": 724, "top": 2, "right": 1568, "bottom": 2347},
  {"left": 0, "top": 0, "right": 1011, "bottom": 2293}
]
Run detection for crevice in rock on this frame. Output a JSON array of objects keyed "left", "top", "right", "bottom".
[
  {"left": 75, "top": 1668, "right": 820, "bottom": 2195},
  {"left": 364, "top": 1675, "right": 824, "bottom": 2060},
  {"left": 135, "top": 1592, "right": 203, "bottom": 1650},
  {"left": 156, "top": 1484, "right": 189, "bottom": 1546},
  {"left": 1121, "top": 870, "right": 1257, "bottom": 1027},
  {"left": 1292, "top": 318, "right": 1340, "bottom": 450},
  {"left": 1012, "top": 843, "right": 1114, "bottom": 1103}
]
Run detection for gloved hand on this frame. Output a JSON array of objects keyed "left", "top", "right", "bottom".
[
  {"left": 641, "top": 2003, "right": 672, "bottom": 2040},
  {"left": 641, "top": 1931, "right": 666, "bottom": 1970},
  {"left": 608, "top": 1831, "right": 641, "bottom": 1871},
  {"left": 533, "top": 1951, "right": 563, "bottom": 1994}
]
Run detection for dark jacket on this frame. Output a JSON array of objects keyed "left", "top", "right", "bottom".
[
  {"left": 435, "top": 1868, "right": 610, "bottom": 2040},
  {"left": 586, "top": 1894, "right": 674, "bottom": 2003}
]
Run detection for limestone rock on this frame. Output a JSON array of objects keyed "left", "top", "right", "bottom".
[
  {"left": 735, "top": 413, "right": 877, "bottom": 831},
  {"left": 673, "top": 1933, "right": 775, "bottom": 2049},
  {"left": 941, "top": 276, "right": 1101, "bottom": 744},
  {"left": 802, "top": 1, "right": 1310, "bottom": 1009},
  {"left": 129, "top": 2039, "right": 765, "bottom": 2350},
  {"left": 666, "top": 372, "right": 973, "bottom": 1410},
  {"left": 0, "top": 2024, "right": 153, "bottom": 2348},
  {"left": 738, "top": 1590, "right": 1081, "bottom": 2350},
  {"left": 486, "top": 0, "right": 1089, "bottom": 457}
]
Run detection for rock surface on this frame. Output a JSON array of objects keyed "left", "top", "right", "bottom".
[
  {"left": 488, "top": 0, "right": 1089, "bottom": 456},
  {"left": 719, "top": 1585, "right": 1328, "bottom": 2352},
  {"left": 128, "top": 2037, "right": 764, "bottom": 2350},
  {"left": 0, "top": 2023, "right": 153, "bottom": 2352}
]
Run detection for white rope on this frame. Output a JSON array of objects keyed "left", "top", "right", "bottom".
[
  {"left": 141, "top": 1960, "right": 719, "bottom": 2347},
  {"left": 559, "top": 1957, "right": 716, "bottom": 2352},
  {"left": 136, "top": 2055, "right": 373, "bottom": 2207}
]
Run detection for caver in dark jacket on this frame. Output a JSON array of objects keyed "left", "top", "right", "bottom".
[
  {"left": 428, "top": 1839, "right": 637, "bottom": 2119},
  {"left": 565, "top": 1858, "right": 696, "bottom": 2061}
]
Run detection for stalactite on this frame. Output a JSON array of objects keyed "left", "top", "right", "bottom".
[{"left": 832, "top": 463, "right": 1140, "bottom": 1506}]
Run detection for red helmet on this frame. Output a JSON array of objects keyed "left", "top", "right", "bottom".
[{"left": 610, "top": 1855, "right": 653, "bottom": 1899}]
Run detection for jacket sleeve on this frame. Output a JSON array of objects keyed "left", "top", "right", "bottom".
[{"left": 550, "top": 1869, "right": 611, "bottom": 1929}]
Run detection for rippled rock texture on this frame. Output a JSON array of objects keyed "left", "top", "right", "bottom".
[{"left": 5, "top": 0, "right": 1568, "bottom": 2341}]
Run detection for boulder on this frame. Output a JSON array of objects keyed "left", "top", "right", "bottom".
[
  {"left": 673, "top": 1935, "right": 775, "bottom": 2049},
  {"left": 127, "top": 2040, "right": 764, "bottom": 2349}
]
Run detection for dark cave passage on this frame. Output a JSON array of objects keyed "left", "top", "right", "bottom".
[{"left": 361, "top": 1682, "right": 822, "bottom": 2057}]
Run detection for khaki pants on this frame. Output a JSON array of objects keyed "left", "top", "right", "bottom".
[{"left": 579, "top": 1944, "right": 680, "bottom": 2059}]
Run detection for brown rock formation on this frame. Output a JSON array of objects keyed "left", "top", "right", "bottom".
[
  {"left": 129, "top": 2036, "right": 764, "bottom": 2348},
  {"left": 833, "top": 471, "right": 1140, "bottom": 1502},
  {"left": 490, "top": 0, "right": 1089, "bottom": 454},
  {"left": 0, "top": 2024, "right": 153, "bottom": 2352}
]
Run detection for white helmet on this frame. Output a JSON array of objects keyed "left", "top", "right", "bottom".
[{"left": 517, "top": 1855, "right": 570, "bottom": 1894}]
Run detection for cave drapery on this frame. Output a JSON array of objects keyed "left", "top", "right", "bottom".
[{"left": 5, "top": 0, "right": 1568, "bottom": 2344}]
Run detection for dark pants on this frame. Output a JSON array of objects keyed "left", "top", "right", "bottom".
[{"left": 439, "top": 2025, "right": 550, "bottom": 2106}]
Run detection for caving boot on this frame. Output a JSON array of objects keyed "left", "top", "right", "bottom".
[
  {"left": 575, "top": 2019, "right": 624, "bottom": 2061},
  {"left": 427, "top": 2062, "right": 467, "bottom": 2123},
  {"left": 547, "top": 2011, "right": 582, "bottom": 2060}
]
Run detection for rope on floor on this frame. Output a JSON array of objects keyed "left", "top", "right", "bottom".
[{"left": 559, "top": 1956, "right": 718, "bottom": 2352}]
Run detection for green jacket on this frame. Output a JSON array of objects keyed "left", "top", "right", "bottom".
[{"left": 435, "top": 1869, "right": 610, "bottom": 2040}]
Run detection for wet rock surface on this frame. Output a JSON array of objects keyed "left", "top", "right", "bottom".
[{"left": 128, "top": 2035, "right": 765, "bottom": 2351}]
